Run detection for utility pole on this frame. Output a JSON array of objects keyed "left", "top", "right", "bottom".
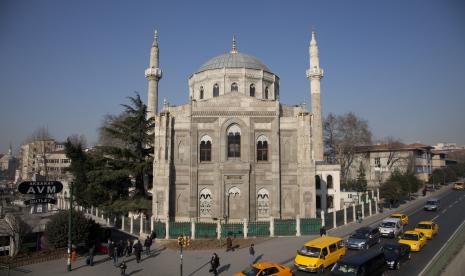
[{"left": 67, "top": 183, "right": 73, "bottom": 272}]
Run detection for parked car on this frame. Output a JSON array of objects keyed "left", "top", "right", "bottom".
[
  {"left": 294, "top": 236, "right": 346, "bottom": 273},
  {"left": 330, "top": 250, "right": 386, "bottom": 276},
  {"left": 424, "top": 198, "right": 440, "bottom": 211},
  {"left": 346, "top": 227, "right": 381, "bottom": 250},
  {"left": 378, "top": 218, "right": 403, "bottom": 238},
  {"left": 234, "top": 263, "right": 293, "bottom": 276},
  {"left": 381, "top": 243, "right": 411, "bottom": 270},
  {"left": 414, "top": 221, "right": 439, "bottom": 239},
  {"left": 398, "top": 231, "right": 427, "bottom": 252}
]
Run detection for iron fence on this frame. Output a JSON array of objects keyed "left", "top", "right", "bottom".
[
  {"left": 300, "top": 218, "right": 321, "bottom": 235},
  {"left": 274, "top": 219, "right": 296, "bottom": 236},
  {"left": 221, "top": 223, "right": 243, "bottom": 238},
  {"left": 195, "top": 222, "right": 217, "bottom": 239},
  {"left": 248, "top": 221, "right": 270, "bottom": 237},
  {"left": 168, "top": 222, "right": 191, "bottom": 239}
]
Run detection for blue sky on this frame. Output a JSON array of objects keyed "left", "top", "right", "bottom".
[{"left": 1, "top": 0, "right": 464, "bottom": 153}]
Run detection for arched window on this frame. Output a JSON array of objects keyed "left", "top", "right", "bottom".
[
  {"left": 227, "top": 124, "right": 241, "bottom": 158},
  {"left": 213, "top": 83, "right": 219, "bottom": 97},
  {"left": 199, "top": 188, "right": 212, "bottom": 217},
  {"left": 264, "top": 86, "right": 269, "bottom": 99},
  {"left": 315, "top": 175, "right": 321, "bottom": 190},
  {"left": 257, "top": 188, "right": 270, "bottom": 217},
  {"left": 316, "top": 195, "right": 321, "bottom": 209},
  {"left": 327, "top": 195, "right": 334, "bottom": 209},
  {"left": 250, "top": 84, "right": 255, "bottom": 97},
  {"left": 256, "top": 135, "right": 268, "bottom": 161},
  {"left": 200, "top": 135, "right": 212, "bottom": 162},
  {"left": 231, "top": 82, "right": 238, "bottom": 92},
  {"left": 327, "top": 175, "right": 333, "bottom": 189},
  {"left": 199, "top": 86, "right": 204, "bottom": 99}
]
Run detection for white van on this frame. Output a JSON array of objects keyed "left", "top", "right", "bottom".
[{"left": 378, "top": 217, "right": 403, "bottom": 238}]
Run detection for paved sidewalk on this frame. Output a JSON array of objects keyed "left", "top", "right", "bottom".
[
  {"left": 441, "top": 243, "right": 465, "bottom": 276},
  {"left": 4, "top": 186, "right": 451, "bottom": 276}
]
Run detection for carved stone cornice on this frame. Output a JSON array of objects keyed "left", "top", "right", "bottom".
[{"left": 192, "top": 110, "right": 277, "bottom": 117}]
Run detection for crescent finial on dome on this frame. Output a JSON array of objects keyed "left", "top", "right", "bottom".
[{"left": 231, "top": 33, "right": 237, "bottom": 54}]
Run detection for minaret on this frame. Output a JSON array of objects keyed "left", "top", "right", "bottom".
[
  {"left": 306, "top": 31, "right": 324, "bottom": 161},
  {"left": 145, "top": 30, "right": 163, "bottom": 119}
]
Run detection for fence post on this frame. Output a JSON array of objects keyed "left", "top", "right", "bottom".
[
  {"left": 243, "top": 218, "right": 248, "bottom": 239},
  {"left": 377, "top": 188, "right": 380, "bottom": 201},
  {"left": 101, "top": 213, "right": 104, "bottom": 220},
  {"left": 91, "top": 206, "right": 94, "bottom": 215},
  {"left": 95, "top": 208, "right": 98, "bottom": 217},
  {"left": 352, "top": 204, "right": 356, "bottom": 222},
  {"left": 121, "top": 216, "right": 125, "bottom": 231},
  {"left": 140, "top": 215, "right": 144, "bottom": 235},
  {"left": 333, "top": 211, "right": 336, "bottom": 229},
  {"left": 217, "top": 220, "right": 221, "bottom": 240},
  {"left": 369, "top": 200, "right": 372, "bottom": 216},
  {"left": 191, "top": 220, "right": 195, "bottom": 240},
  {"left": 321, "top": 210, "right": 325, "bottom": 227},
  {"left": 106, "top": 217, "right": 110, "bottom": 226},
  {"left": 343, "top": 206, "right": 347, "bottom": 225},
  {"left": 165, "top": 219, "right": 169, "bottom": 239},
  {"left": 150, "top": 216, "right": 154, "bottom": 234},
  {"left": 270, "top": 217, "right": 275, "bottom": 237},
  {"left": 130, "top": 216, "right": 134, "bottom": 234},
  {"left": 374, "top": 198, "right": 378, "bottom": 214},
  {"left": 371, "top": 190, "right": 375, "bottom": 200},
  {"left": 296, "top": 216, "right": 301, "bottom": 236},
  {"left": 361, "top": 202, "right": 365, "bottom": 219}
]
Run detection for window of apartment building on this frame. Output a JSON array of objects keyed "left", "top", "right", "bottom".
[
  {"left": 327, "top": 175, "right": 333, "bottom": 189},
  {"left": 374, "top": 157, "right": 381, "bottom": 167},
  {"left": 315, "top": 175, "right": 321, "bottom": 189}
]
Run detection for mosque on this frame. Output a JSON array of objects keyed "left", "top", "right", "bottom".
[{"left": 146, "top": 31, "right": 341, "bottom": 221}]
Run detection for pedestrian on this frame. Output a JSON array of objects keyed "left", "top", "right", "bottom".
[
  {"left": 144, "top": 235, "right": 151, "bottom": 256},
  {"left": 133, "top": 239, "right": 143, "bottom": 263},
  {"left": 126, "top": 239, "right": 133, "bottom": 256},
  {"left": 117, "top": 240, "right": 124, "bottom": 258},
  {"left": 108, "top": 239, "right": 114, "bottom": 261},
  {"left": 111, "top": 241, "right": 118, "bottom": 266},
  {"left": 119, "top": 261, "right": 127, "bottom": 276},
  {"left": 209, "top": 253, "right": 220, "bottom": 275},
  {"left": 87, "top": 244, "right": 95, "bottom": 266},
  {"left": 226, "top": 236, "right": 233, "bottom": 252},
  {"left": 319, "top": 226, "right": 326, "bottom": 237},
  {"left": 357, "top": 210, "right": 363, "bottom": 223},
  {"left": 248, "top": 243, "right": 255, "bottom": 265}
]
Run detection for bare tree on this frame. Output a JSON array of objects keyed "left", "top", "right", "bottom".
[
  {"left": 377, "top": 137, "right": 405, "bottom": 171},
  {"left": 67, "top": 134, "right": 87, "bottom": 148},
  {"left": 24, "top": 126, "right": 55, "bottom": 179},
  {"left": 0, "top": 214, "right": 31, "bottom": 256},
  {"left": 324, "top": 112, "right": 372, "bottom": 184}
]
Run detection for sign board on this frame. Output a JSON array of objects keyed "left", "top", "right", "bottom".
[
  {"left": 24, "top": 197, "right": 57, "bottom": 205},
  {"left": 18, "top": 181, "right": 63, "bottom": 195}
]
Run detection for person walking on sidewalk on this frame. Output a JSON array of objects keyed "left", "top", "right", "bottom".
[
  {"left": 356, "top": 210, "right": 363, "bottom": 223},
  {"left": 119, "top": 260, "right": 127, "bottom": 276},
  {"left": 87, "top": 244, "right": 95, "bottom": 266},
  {"left": 248, "top": 244, "right": 255, "bottom": 265},
  {"left": 144, "top": 235, "right": 152, "bottom": 256},
  {"left": 320, "top": 226, "right": 326, "bottom": 237},
  {"left": 209, "top": 253, "right": 220, "bottom": 275},
  {"left": 133, "top": 239, "right": 143, "bottom": 263}
]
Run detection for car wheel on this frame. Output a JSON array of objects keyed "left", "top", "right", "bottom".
[
  {"left": 396, "top": 261, "right": 401, "bottom": 270},
  {"left": 318, "top": 265, "right": 324, "bottom": 274}
]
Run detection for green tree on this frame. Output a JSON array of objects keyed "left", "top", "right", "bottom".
[
  {"left": 45, "top": 211, "right": 101, "bottom": 248},
  {"left": 380, "top": 179, "right": 402, "bottom": 207}
]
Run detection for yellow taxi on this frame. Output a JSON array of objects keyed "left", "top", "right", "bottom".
[
  {"left": 390, "top": 213, "right": 409, "bottom": 225},
  {"left": 453, "top": 182, "right": 464, "bottom": 190},
  {"left": 234, "top": 263, "right": 293, "bottom": 276},
  {"left": 414, "top": 221, "right": 439, "bottom": 239},
  {"left": 398, "top": 230, "right": 427, "bottom": 252},
  {"left": 294, "top": 236, "right": 346, "bottom": 273}
]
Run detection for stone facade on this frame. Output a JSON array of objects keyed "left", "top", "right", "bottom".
[{"left": 150, "top": 32, "right": 340, "bottom": 221}]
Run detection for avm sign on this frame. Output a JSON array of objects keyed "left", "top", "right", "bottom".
[{"left": 18, "top": 181, "right": 63, "bottom": 195}]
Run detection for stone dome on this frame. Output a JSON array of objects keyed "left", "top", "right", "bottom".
[{"left": 196, "top": 52, "right": 271, "bottom": 73}]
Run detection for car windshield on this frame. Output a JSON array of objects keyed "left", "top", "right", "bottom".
[
  {"left": 380, "top": 222, "right": 396, "bottom": 228},
  {"left": 417, "top": 224, "right": 432, "bottom": 229},
  {"left": 382, "top": 246, "right": 400, "bottom": 255},
  {"left": 242, "top": 266, "right": 260, "bottom": 276},
  {"left": 391, "top": 215, "right": 401, "bottom": 219},
  {"left": 299, "top": 246, "right": 321, "bottom": 257},
  {"left": 331, "top": 263, "right": 358, "bottom": 275},
  {"left": 426, "top": 201, "right": 437, "bottom": 205},
  {"left": 351, "top": 232, "right": 368, "bottom": 239},
  {"left": 402, "top": 233, "right": 419, "bottom": 241}
]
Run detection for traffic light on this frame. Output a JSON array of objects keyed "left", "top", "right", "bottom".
[{"left": 177, "top": 235, "right": 184, "bottom": 247}]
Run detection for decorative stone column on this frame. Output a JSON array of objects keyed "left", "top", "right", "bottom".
[
  {"left": 333, "top": 211, "right": 336, "bottom": 229},
  {"left": 296, "top": 216, "right": 301, "bottom": 236},
  {"left": 369, "top": 200, "right": 372, "bottom": 216},
  {"left": 106, "top": 217, "right": 110, "bottom": 226},
  {"left": 95, "top": 208, "right": 98, "bottom": 217},
  {"left": 191, "top": 221, "right": 196, "bottom": 240},
  {"left": 321, "top": 210, "right": 325, "bottom": 227},
  {"left": 130, "top": 216, "right": 134, "bottom": 234},
  {"left": 343, "top": 206, "right": 347, "bottom": 225},
  {"left": 361, "top": 202, "right": 365, "bottom": 219},
  {"left": 374, "top": 198, "right": 378, "bottom": 214},
  {"left": 217, "top": 221, "right": 221, "bottom": 240},
  {"left": 150, "top": 216, "right": 154, "bottom": 234},
  {"left": 165, "top": 219, "right": 169, "bottom": 239},
  {"left": 270, "top": 217, "right": 275, "bottom": 237},
  {"left": 352, "top": 204, "right": 356, "bottom": 222},
  {"left": 243, "top": 218, "right": 248, "bottom": 239},
  {"left": 139, "top": 215, "right": 144, "bottom": 235}
]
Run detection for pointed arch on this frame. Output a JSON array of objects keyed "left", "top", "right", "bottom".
[
  {"left": 199, "top": 86, "right": 204, "bottom": 99},
  {"left": 200, "top": 135, "right": 212, "bottom": 162},
  {"left": 213, "top": 83, "right": 219, "bottom": 97},
  {"left": 231, "top": 82, "right": 238, "bottom": 92},
  {"left": 257, "top": 188, "right": 270, "bottom": 217},
  {"left": 256, "top": 135, "right": 269, "bottom": 161},
  {"left": 250, "top": 83, "right": 255, "bottom": 97},
  {"left": 199, "top": 188, "right": 212, "bottom": 217},
  {"left": 227, "top": 124, "right": 241, "bottom": 158}
]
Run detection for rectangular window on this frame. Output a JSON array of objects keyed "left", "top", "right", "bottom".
[{"left": 374, "top": 157, "right": 381, "bottom": 167}]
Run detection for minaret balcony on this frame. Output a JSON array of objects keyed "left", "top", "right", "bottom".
[
  {"left": 306, "top": 68, "right": 324, "bottom": 78},
  {"left": 145, "top": 67, "right": 163, "bottom": 80}
]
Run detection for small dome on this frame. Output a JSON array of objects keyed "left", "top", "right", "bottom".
[{"left": 196, "top": 52, "right": 271, "bottom": 73}]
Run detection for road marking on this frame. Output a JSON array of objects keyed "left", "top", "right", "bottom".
[
  {"left": 431, "top": 215, "right": 439, "bottom": 221},
  {"left": 449, "top": 204, "right": 453, "bottom": 208},
  {"left": 419, "top": 220, "right": 465, "bottom": 276},
  {"left": 454, "top": 200, "right": 458, "bottom": 204},
  {"left": 442, "top": 210, "right": 447, "bottom": 214}
]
